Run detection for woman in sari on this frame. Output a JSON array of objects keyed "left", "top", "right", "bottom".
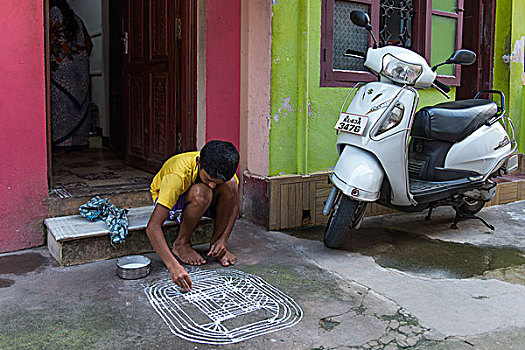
[{"left": 49, "top": 0, "right": 93, "bottom": 148}]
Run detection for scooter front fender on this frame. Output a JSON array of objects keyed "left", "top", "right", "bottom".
[{"left": 332, "top": 146, "right": 384, "bottom": 201}]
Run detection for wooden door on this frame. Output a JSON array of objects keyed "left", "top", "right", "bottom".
[
  {"left": 122, "top": 0, "right": 196, "bottom": 173},
  {"left": 109, "top": 0, "right": 125, "bottom": 157}
]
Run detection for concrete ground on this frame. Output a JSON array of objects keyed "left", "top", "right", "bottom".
[{"left": 1, "top": 200, "right": 524, "bottom": 349}]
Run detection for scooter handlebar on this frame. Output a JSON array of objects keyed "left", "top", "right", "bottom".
[{"left": 344, "top": 49, "right": 366, "bottom": 59}]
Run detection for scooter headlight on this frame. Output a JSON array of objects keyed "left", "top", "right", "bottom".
[
  {"left": 381, "top": 54, "right": 422, "bottom": 85},
  {"left": 375, "top": 102, "right": 404, "bottom": 136}
]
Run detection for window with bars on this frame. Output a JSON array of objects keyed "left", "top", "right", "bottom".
[
  {"left": 379, "top": 0, "right": 414, "bottom": 48},
  {"left": 321, "top": 0, "right": 465, "bottom": 87}
]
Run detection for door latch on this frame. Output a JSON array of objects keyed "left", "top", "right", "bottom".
[{"left": 121, "top": 31, "right": 129, "bottom": 55}]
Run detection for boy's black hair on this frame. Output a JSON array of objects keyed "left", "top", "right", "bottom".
[{"left": 199, "top": 140, "right": 239, "bottom": 181}]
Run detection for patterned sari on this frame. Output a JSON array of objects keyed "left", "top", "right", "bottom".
[{"left": 50, "top": 6, "right": 92, "bottom": 148}]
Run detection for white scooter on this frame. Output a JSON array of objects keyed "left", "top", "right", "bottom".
[{"left": 322, "top": 11, "right": 518, "bottom": 248}]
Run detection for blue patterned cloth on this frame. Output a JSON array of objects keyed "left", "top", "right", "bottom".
[{"left": 79, "top": 196, "right": 129, "bottom": 245}]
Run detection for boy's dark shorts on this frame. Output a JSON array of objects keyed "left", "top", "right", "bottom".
[{"left": 157, "top": 191, "right": 215, "bottom": 224}]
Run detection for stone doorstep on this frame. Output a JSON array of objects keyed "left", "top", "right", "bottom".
[
  {"left": 46, "top": 189, "right": 153, "bottom": 218},
  {"left": 45, "top": 206, "right": 214, "bottom": 266}
]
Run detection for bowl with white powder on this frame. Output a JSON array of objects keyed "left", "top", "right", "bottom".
[{"left": 116, "top": 255, "right": 151, "bottom": 279}]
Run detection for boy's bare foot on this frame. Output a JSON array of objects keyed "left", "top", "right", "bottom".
[
  {"left": 218, "top": 250, "right": 237, "bottom": 266},
  {"left": 172, "top": 243, "right": 207, "bottom": 266}
]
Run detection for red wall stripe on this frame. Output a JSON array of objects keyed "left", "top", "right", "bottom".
[{"left": 205, "top": 0, "right": 241, "bottom": 151}]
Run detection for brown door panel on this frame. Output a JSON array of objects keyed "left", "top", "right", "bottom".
[
  {"left": 151, "top": 0, "right": 170, "bottom": 59},
  {"left": 127, "top": 73, "right": 146, "bottom": 159},
  {"left": 150, "top": 72, "right": 174, "bottom": 164},
  {"left": 123, "top": 0, "right": 177, "bottom": 174},
  {"left": 127, "top": 0, "right": 146, "bottom": 62},
  {"left": 122, "top": 0, "right": 195, "bottom": 173}
]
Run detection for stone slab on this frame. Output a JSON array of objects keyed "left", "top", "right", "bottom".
[
  {"left": 47, "top": 189, "right": 153, "bottom": 217},
  {"left": 45, "top": 205, "right": 215, "bottom": 266},
  {"left": 45, "top": 206, "right": 178, "bottom": 242},
  {"left": 47, "top": 218, "right": 214, "bottom": 266}
]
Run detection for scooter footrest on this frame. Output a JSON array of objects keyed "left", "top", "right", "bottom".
[{"left": 409, "top": 178, "right": 470, "bottom": 195}]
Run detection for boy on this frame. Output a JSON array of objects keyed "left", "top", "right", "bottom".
[{"left": 146, "top": 140, "right": 240, "bottom": 290}]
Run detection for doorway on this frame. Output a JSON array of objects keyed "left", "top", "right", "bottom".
[
  {"left": 46, "top": 0, "right": 197, "bottom": 199},
  {"left": 456, "top": 0, "right": 496, "bottom": 100}
]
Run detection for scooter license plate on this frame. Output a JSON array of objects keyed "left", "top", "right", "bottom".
[{"left": 334, "top": 113, "right": 368, "bottom": 135}]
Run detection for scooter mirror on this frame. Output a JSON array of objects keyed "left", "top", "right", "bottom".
[
  {"left": 447, "top": 49, "right": 476, "bottom": 65},
  {"left": 350, "top": 11, "right": 371, "bottom": 29}
]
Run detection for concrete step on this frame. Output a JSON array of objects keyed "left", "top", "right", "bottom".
[{"left": 45, "top": 206, "right": 213, "bottom": 266}]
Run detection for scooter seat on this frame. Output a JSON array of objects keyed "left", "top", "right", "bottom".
[{"left": 411, "top": 99, "right": 498, "bottom": 142}]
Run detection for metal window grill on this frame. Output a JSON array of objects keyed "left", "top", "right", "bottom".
[
  {"left": 333, "top": 1, "right": 414, "bottom": 73},
  {"left": 379, "top": 0, "right": 414, "bottom": 48}
]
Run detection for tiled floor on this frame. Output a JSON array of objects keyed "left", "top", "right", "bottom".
[{"left": 51, "top": 148, "right": 153, "bottom": 198}]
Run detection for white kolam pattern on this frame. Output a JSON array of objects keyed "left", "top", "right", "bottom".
[{"left": 144, "top": 268, "right": 303, "bottom": 344}]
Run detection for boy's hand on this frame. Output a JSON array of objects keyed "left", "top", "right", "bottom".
[
  {"left": 208, "top": 239, "right": 227, "bottom": 258},
  {"left": 169, "top": 264, "right": 192, "bottom": 291}
]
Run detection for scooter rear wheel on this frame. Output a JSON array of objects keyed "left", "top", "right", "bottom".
[{"left": 324, "top": 193, "right": 366, "bottom": 249}]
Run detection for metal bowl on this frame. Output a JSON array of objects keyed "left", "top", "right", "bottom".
[{"left": 116, "top": 255, "right": 151, "bottom": 280}]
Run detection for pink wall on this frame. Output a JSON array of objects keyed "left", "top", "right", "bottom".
[
  {"left": 239, "top": 0, "right": 271, "bottom": 177},
  {"left": 0, "top": 1, "right": 48, "bottom": 252},
  {"left": 205, "top": 0, "right": 241, "bottom": 150}
]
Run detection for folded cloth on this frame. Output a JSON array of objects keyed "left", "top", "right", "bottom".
[{"left": 79, "top": 196, "right": 129, "bottom": 245}]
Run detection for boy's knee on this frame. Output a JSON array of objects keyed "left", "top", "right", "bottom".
[
  {"left": 222, "top": 178, "right": 238, "bottom": 194},
  {"left": 222, "top": 187, "right": 237, "bottom": 201},
  {"left": 187, "top": 184, "right": 213, "bottom": 208},
  {"left": 215, "top": 180, "right": 238, "bottom": 206}
]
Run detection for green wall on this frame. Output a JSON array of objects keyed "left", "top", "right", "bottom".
[
  {"left": 493, "top": 0, "right": 511, "bottom": 103},
  {"left": 493, "top": 0, "right": 525, "bottom": 153},
  {"left": 269, "top": 0, "right": 453, "bottom": 176},
  {"left": 494, "top": 0, "right": 525, "bottom": 153}
]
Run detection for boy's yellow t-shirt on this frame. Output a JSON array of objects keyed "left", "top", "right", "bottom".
[
  {"left": 150, "top": 151, "right": 200, "bottom": 209},
  {"left": 150, "top": 151, "right": 240, "bottom": 209}
]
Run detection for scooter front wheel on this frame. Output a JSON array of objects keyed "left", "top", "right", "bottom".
[{"left": 324, "top": 193, "right": 367, "bottom": 249}]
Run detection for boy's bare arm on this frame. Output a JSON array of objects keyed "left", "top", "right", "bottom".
[{"left": 146, "top": 204, "right": 192, "bottom": 290}]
